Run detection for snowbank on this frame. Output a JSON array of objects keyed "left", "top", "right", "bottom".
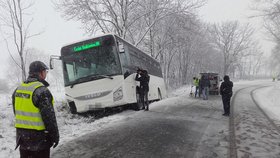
[{"left": 253, "top": 81, "right": 280, "bottom": 121}]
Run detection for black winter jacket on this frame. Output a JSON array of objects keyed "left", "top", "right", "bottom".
[
  {"left": 12, "top": 76, "right": 59, "bottom": 151},
  {"left": 220, "top": 80, "right": 233, "bottom": 96},
  {"left": 199, "top": 78, "right": 210, "bottom": 88},
  {"left": 135, "top": 73, "right": 150, "bottom": 92}
]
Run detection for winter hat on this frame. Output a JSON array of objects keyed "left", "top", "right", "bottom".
[
  {"left": 224, "top": 75, "right": 230, "bottom": 81},
  {"left": 29, "top": 61, "right": 49, "bottom": 74}
]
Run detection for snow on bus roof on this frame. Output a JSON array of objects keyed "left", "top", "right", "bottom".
[
  {"left": 200, "top": 72, "right": 219, "bottom": 75},
  {"left": 60, "top": 33, "right": 115, "bottom": 49}
]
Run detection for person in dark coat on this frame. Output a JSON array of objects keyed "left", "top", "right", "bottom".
[
  {"left": 135, "top": 69, "right": 150, "bottom": 110},
  {"left": 12, "top": 61, "right": 59, "bottom": 158},
  {"left": 199, "top": 75, "right": 210, "bottom": 100},
  {"left": 220, "top": 75, "right": 233, "bottom": 116}
]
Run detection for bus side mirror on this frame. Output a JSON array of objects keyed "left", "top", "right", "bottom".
[
  {"left": 50, "top": 55, "right": 61, "bottom": 69},
  {"left": 124, "top": 70, "right": 130, "bottom": 79}
]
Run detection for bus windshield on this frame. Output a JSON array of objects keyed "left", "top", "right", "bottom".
[{"left": 61, "top": 36, "right": 122, "bottom": 86}]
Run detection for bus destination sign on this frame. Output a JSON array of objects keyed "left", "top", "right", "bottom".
[{"left": 73, "top": 41, "right": 101, "bottom": 52}]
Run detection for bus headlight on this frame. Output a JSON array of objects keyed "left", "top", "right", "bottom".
[{"left": 113, "top": 87, "right": 123, "bottom": 102}]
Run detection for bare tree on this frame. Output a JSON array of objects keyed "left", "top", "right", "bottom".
[
  {"left": 55, "top": 0, "right": 135, "bottom": 38},
  {"left": 153, "top": 13, "right": 221, "bottom": 88},
  {"left": 237, "top": 48, "right": 264, "bottom": 79},
  {"left": 210, "top": 21, "right": 255, "bottom": 76},
  {"left": 132, "top": 0, "right": 205, "bottom": 47},
  {"left": 254, "top": 0, "right": 280, "bottom": 73},
  {"left": 55, "top": 0, "right": 205, "bottom": 45},
  {"left": 56, "top": 0, "right": 222, "bottom": 88},
  {"left": 254, "top": 0, "right": 280, "bottom": 44},
  {"left": 6, "top": 48, "right": 64, "bottom": 90},
  {"left": 0, "top": 0, "right": 39, "bottom": 81},
  {"left": 269, "top": 45, "right": 280, "bottom": 74}
]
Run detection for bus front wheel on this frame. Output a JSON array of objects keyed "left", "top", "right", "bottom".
[
  {"left": 68, "top": 101, "right": 77, "bottom": 114},
  {"left": 158, "top": 89, "right": 162, "bottom": 101}
]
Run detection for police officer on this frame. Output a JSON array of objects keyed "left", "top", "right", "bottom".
[
  {"left": 220, "top": 75, "right": 233, "bottom": 116},
  {"left": 135, "top": 69, "right": 150, "bottom": 111},
  {"left": 12, "top": 61, "right": 59, "bottom": 158},
  {"left": 193, "top": 77, "right": 199, "bottom": 98}
]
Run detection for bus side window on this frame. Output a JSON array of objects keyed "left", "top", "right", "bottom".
[
  {"left": 119, "top": 44, "right": 132, "bottom": 78},
  {"left": 118, "top": 41, "right": 125, "bottom": 53},
  {"left": 119, "top": 47, "right": 129, "bottom": 67}
]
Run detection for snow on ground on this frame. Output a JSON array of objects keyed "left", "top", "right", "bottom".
[
  {"left": 167, "top": 85, "right": 193, "bottom": 97},
  {"left": 0, "top": 94, "right": 15, "bottom": 157},
  {"left": 254, "top": 81, "right": 280, "bottom": 121},
  {"left": 0, "top": 89, "right": 137, "bottom": 158},
  {"left": 0, "top": 79, "right": 280, "bottom": 158},
  {"left": 233, "top": 80, "right": 280, "bottom": 158}
]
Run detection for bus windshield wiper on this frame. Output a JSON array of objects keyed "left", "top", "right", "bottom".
[
  {"left": 69, "top": 74, "right": 113, "bottom": 88},
  {"left": 85, "top": 74, "right": 114, "bottom": 80},
  {"left": 97, "top": 75, "right": 114, "bottom": 80},
  {"left": 69, "top": 77, "right": 88, "bottom": 88}
]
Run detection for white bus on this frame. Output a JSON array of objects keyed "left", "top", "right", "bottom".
[{"left": 50, "top": 34, "right": 167, "bottom": 114}]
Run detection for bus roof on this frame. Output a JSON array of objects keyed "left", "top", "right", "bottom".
[
  {"left": 61, "top": 33, "right": 160, "bottom": 64},
  {"left": 200, "top": 73, "right": 219, "bottom": 75},
  {"left": 60, "top": 33, "right": 116, "bottom": 49}
]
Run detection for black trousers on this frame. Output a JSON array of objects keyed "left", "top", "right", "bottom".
[
  {"left": 140, "top": 90, "right": 149, "bottom": 110},
  {"left": 222, "top": 94, "right": 232, "bottom": 114},
  {"left": 20, "top": 149, "right": 50, "bottom": 158}
]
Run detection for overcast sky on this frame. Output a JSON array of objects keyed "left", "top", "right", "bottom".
[
  {"left": 199, "top": 0, "right": 251, "bottom": 22},
  {"left": 0, "top": 0, "right": 275, "bottom": 79}
]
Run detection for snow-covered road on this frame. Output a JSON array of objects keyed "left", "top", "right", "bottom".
[
  {"left": 1, "top": 80, "right": 280, "bottom": 158},
  {"left": 52, "top": 95, "right": 229, "bottom": 158},
  {"left": 232, "top": 84, "right": 280, "bottom": 158}
]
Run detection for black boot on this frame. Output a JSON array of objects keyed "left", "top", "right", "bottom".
[{"left": 222, "top": 113, "right": 229, "bottom": 116}]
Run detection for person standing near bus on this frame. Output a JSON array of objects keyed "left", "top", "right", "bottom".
[
  {"left": 12, "top": 61, "right": 59, "bottom": 158},
  {"left": 220, "top": 75, "right": 233, "bottom": 116},
  {"left": 200, "top": 75, "right": 210, "bottom": 100},
  {"left": 135, "top": 69, "right": 150, "bottom": 111}
]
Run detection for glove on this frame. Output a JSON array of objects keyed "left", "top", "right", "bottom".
[
  {"left": 53, "top": 140, "right": 59, "bottom": 148},
  {"left": 44, "top": 130, "right": 59, "bottom": 148}
]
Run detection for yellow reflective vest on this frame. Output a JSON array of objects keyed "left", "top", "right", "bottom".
[
  {"left": 193, "top": 79, "right": 199, "bottom": 87},
  {"left": 14, "top": 81, "right": 49, "bottom": 130}
]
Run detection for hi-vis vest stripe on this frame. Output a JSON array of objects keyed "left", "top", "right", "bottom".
[{"left": 15, "top": 81, "right": 46, "bottom": 130}]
